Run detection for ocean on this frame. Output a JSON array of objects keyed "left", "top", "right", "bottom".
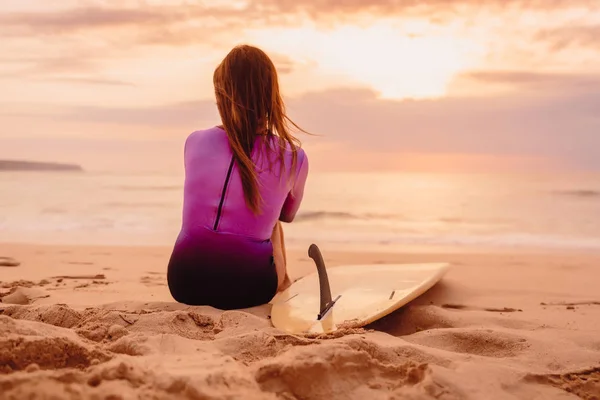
[{"left": 1, "top": 171, "right": 600, "bottom": 252}]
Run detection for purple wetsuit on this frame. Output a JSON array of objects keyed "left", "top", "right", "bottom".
[{"left": 167, "top": 126, "right": 309, "bottom": 309}]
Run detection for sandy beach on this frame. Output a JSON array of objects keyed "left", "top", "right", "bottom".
[{"left": 0, "top": 242, "right": 598, "bottom": 399}]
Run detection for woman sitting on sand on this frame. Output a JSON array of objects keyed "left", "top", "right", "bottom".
[{"left": 167, "top": 45, "right": 309, "bottom": 310}]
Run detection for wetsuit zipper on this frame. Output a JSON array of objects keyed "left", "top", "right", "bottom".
[{"left": 213, "top": 157, "right": 235, "bottom": 231}]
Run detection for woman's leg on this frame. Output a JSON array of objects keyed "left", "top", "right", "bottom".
[{"left": 271, "top": 221, "right": 291, "bottom": 292}]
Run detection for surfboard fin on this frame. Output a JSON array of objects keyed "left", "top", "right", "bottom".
[{"left": 308, "top": 244, "right": 339, "bottom": 320}]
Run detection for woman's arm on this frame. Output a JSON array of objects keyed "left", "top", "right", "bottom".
[{"left": 279, "top": 151, "right": 309, "bottom": 223}]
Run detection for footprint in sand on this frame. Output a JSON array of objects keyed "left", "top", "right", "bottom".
[
  {"left": 403, "top": 328, "right": 530, "bottom": 358},
  {"left": 1, "top": 280, "right": 37, "bottom": 289},
  {"left": 1, "top": 304, "right": 83, "bottom": 328},
  {"left": 442, "top": 304, "right": 524, "bottom": 313},
  {"left": 254, "top": 344, "right": 438, "bottom": 399},
  {"left": 74, "top": 280, "right": 110, "bottom": 289},
  {"left": 64, "top": 261, "right": 95, "bottom": 266},
  {"left": 140, "top": 275, "right": 166, "bottom": 287},
  {"left": 52, "top": 274, "right": 106, "bottom": 280},
  {"left": 525, "top": 367, "right": 600, "bottom": 399},
  {"left": 0, "top": 316, "right": 111, "bottom": 373},
  {"left": 541, "top": 301, "right": 600, "bottom": 307},
  {"left": 0, "top": 287, "right": 50, "bottom": 305},
  {"left": 0, "top": 257, "right": 20, "bottom": 267}
]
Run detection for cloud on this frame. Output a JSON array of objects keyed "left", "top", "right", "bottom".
[
  {"left": 0, "top": 3, "right": 253, "bottom": 37},
  {"left": 56, "top": 100, "right": 219, "bottom": 127},
  {"left": 0, "top": 52, "right": 135, "bottom": 87},
  {"left": 1, "top": 2, "right": 598, "bottom": 168},
  {"left": 1, "top": 54, "right": 100, "bottom": 74},
  {"left": 0, "top": 4, "right": 246, "bottom": 59},
  {"left": 0, "top": 72, "right": 135, "bottom": 87},
  {"left": 252, "top": 0, "right": 594, "bottom": 15},
  {"left": 4, "top": 71, "right": 600, "bottom": 170},
  {"left": 455, "top": 70, "right": 600, "bottom": 93},
  {"left": 0, "top": 6, "right": 185, "bottom": 34},
  {"left": 536, "top": 25, "right": 600, "bottom": 51},
  {"left": 0, "top": 2, "right": 299, "bottom": 78},
  {"left": 37, "top": 77, "right": 136, "bottom": 86},
  {"left": 288, "top": 77, "right": 600, "bottom": 170},
  {"left": 2, "top": 0, "right": 598, "bottom": 72},
  {"left": 2, "top": 0, "right": 595, "bottom": 39}
]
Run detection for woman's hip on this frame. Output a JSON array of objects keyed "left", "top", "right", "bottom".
[{"left": 166, "top": 228, "right": 277, "bottom": 308}]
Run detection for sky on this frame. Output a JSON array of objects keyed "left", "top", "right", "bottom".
[{"left": 1, "top": 0, "right": 599, "bottom": 173}]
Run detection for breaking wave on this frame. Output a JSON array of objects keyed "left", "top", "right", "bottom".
[
  {"left": 294, "top": 211, "right": 398, "bottom": 222},
  {"left": 554, "top": 190, "right": 600, "bottom": 198}
]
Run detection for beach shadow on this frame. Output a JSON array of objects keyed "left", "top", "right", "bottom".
[
  {"left": 405, "top": 280, "right": 460, "bottom": 307},
  {"left": 365, "top": 280, "right": 468, "bottom": 336}
]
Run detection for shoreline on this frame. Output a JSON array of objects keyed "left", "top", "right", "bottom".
[{"left": 4, "top": 239, "right": 600, "bottom": 256}]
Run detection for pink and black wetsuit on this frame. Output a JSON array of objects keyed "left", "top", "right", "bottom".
[{"left": 167, "top": 126, "right": 309, "bottom": 309}]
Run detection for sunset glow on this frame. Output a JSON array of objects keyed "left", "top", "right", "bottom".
[{"left": 247, "top": 21, "right": 481, "bottom": 99}]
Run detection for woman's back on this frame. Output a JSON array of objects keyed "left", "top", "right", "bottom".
[
  {"left": 181, "top": 126, "right": 308, "bottom": 241},
  {"left": 168, "top": 44, "right": 310, "bottom": 309}
]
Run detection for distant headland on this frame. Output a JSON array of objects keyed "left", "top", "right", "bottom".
[{"left": 0, "top": 160, "right": 83, "bottom": 172}]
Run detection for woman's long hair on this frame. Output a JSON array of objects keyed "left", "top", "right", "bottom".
[{"left": 213, "top": 44, "right": 308, "bottom": 215}]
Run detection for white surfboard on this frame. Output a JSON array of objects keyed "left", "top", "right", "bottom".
[{"left": 270, "top": 245, "right": 451, "bottom": 335}]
